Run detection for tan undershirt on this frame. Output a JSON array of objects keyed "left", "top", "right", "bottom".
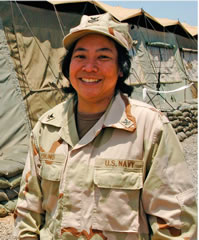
[{"left": 76, "top": 111, "right": 105, "bottom": 139}]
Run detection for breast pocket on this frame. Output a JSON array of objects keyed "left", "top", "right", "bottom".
[
  {"left": 93, "top": 158, "right": 143, "bottom": 233},
  {"left": 40, "top": 153, "right": 66, "bottom": 181}
]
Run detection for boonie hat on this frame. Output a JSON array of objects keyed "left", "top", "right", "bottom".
[{"left": 63, "top": 13, "right": 133, "bottom": 51}]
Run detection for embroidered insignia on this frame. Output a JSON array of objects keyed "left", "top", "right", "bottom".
[
  {"left": 47, "top": 113, "right": 55, "bottom": 121},
  {"left": 121, "top": 118, "right": 134, "bottom": 128},
  {"left": 88, "top": 16, "right": 100, "bottom": 23}
]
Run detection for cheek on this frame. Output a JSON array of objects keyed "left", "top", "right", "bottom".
[
  {"left": 68, "top": 63, "right": 78, "bottom": 89},
  {"left": 105, "top": 69, "right": 119, "bottom": 90},
  {"left": 69, "top": 61, "right": 75, "bottom": 78},
  {"left": 105, "top": 64, "right": 120, "bottom": 82},
  {"left": 69, "top": 61, "right": 79, "bottom": 80}
]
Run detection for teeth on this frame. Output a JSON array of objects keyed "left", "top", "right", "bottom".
[{"left": 81, "top": 78, "right": 99, "bottom": 83}]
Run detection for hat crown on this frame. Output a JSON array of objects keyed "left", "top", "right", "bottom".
[{"left": 64, "top": 13, "right": 133, "bottom": 50}]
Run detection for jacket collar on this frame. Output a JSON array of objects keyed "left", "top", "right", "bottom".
[
  {"left": 40, "top": 92, "right": 136, "bottom": 147},
  {"left": 103, "top": 92, "right": 136, "bottom": 132}
]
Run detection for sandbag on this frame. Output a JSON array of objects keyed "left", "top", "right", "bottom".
[
  {"left": 182, "top": 111, "right": 191, "bottom": 117},
  {"left": 172, "top": 110, "right": 182, "bottom": 116},
  {"left": 0, "top": 177, "right": 10, "bottom": 189},
  {"left": 171, "top": 119, "right": 180, "bottom": 128},
  {"left": 177, "top": 132, "right": 187, "bottom": 142},
  {"left": 3, "top": 198, "right": 18, "bottom": 213},
  {"left": 0, "top": 174, "right": 21, "bottom": 189},
  {"left": 0, "top": 204, "right": 7, "bottom": 217},
  {"left": 0, "top": 159, "right": 24, "bottom": 177},
  {"left": 0, "top": 190, "right": 8, "bottom": 202},
  {"left": 5, "top": 186, "right": 20, "bottom": 200},
  {"left": 8, "top": 174, "right": 22, "bottom": 189}
]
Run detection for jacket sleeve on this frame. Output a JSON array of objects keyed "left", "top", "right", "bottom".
[
  {"left": 142, "top": 123, "right": 197, "bottom": 239},
  {"left": 14, "top": 131, "right": 44, "bottom": 240}
]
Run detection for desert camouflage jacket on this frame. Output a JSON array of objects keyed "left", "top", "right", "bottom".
[{"left": 15, "top": 92, "right": 197, "bottom": 240}]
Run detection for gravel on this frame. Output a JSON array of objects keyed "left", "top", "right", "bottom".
[
  {"left": 0, "top": 215, "right": 15, "bottom": 240},
  {"left": 181, "top": 133, "right": 198, "bottom": 197},
  {"left": 0, "top": 134, "right": 197, "bottom": 240}
]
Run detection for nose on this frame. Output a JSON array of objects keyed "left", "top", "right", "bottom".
[{"left": 82, "top": 60, "right": 98, "bottom": 72}]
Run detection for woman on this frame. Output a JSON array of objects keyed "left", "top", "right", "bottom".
[{"left": 15, "top": 13, "right": 197, "bottom": 240}]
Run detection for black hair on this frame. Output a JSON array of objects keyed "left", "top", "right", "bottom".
[{"left": 61, "top": 37, "right": 133, "bottom": 96}]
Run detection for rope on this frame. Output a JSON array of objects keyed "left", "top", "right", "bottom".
[
  {"left": 91, "top": 1, "right": 101, "bottom": 15},
  {"left": 14, "top": 0, "right": 57, "bottom": 79},
  {"left": 143, "top": 83, "right": 194, "bottom": 100},
  {"left": 11, "top": 1, "right": 67, "bottom": 122},
  {"left": 10, "top": 1, "right": 33, "bottom": 129},
  {"left": 53, "top": 4, "right": 65, "bottom": 37}
]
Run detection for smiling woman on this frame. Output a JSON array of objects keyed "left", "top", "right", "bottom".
[
  {"left": 69, "top": 34, "right": 120, "bottom": 113},
  {"left": 61, "top": 32, "right": 133, "bottom": 99},
  {"left": 14, "top": 13, "right": 197, "bottom": 240}
]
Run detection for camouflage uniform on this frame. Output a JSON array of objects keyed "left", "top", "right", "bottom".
[{"left": 15, "top": 92, "right": 197, "bottom": 240}]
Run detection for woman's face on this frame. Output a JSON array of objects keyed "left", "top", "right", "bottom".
[{"left": 69, "top": 33, "right": 121, "bottom": 111}]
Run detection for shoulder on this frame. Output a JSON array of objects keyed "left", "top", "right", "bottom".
[
  {"left": 129, "top": 98, "right": 169, "bottom": 124},
  {"left": 33, "top": 95, "right": 74, "bottom": 132},
  {"left": 126, "top": 97, "right": 172, "bottom": 144},
  {"left": 40, "top": 95, "right": 74, "bottom": 123}
]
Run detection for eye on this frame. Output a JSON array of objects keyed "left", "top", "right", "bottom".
[
  {"left": 74, "top": 54, "right": 85, "bottom": 59},
  {"left": 98, "top": 55, "right": 111, "bottom": 60}
]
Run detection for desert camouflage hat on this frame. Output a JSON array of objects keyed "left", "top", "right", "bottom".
[{"left": 63, "top": 13, "right": 133, "bottom": 51}]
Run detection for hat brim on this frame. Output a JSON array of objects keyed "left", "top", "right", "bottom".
[{"left": 63, "top": 29, "right": 127, "bottom": 50}]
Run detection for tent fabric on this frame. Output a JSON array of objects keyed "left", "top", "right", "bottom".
[
  {"left": 144, "top": 45, "right": 182, "bottom": 84},
  {"left": 89, "top": 1, "right": 144, "bottom": 22},
  {"left": 48, "top": 0, "right": 197, "bottom": 38},
  {"left": 48, "top": 0, "right": 94, "bottom": 4},
  {"left": 0, "top": 18, "right": 30, "bottom": 165},
  {"left": 175, "top": 34, "right": 197, "bottom": 50},
  {"left": 181, "top": 23, "right": 198, "bottom": 37},
  {"left": 50, "top": 0, "right": 165, "bottom": 31},
  {"left": 1, "top": 2, "right": 82, "bottom": 127},
  {"left": 127, "top": 25, "right": 196, "bottom": 108},
  {"left": 48, "top": 0, "right": 143, "bottom": 21},
  {"left": 0, "top": 16, "right": 30, "bottom": 214},
  {"left": 155, "top": 17, "right": 198, "bottom": 37},
  {"left": 180, "top": 50, "right": 198, "bottom": 83},
  {"left": 129, "top": 26, "right": 185, "bottom": 85},
  {"left": 0, "top": 2, "right": 77, "bottom": 215}
]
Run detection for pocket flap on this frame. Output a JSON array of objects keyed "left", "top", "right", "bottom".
[
  {"left": 40, "top": 153, "right": 65, "bottom": 181},
  {"left": 94, "top": 159, "right": 143, "bottom": 190}
]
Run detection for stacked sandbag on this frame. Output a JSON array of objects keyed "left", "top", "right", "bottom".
[
  {"left": 0, "top": 156, "right": 25, "bottom": 217},
  {"left": 164, "top": 99, "right": 198, "bottom": 142}
]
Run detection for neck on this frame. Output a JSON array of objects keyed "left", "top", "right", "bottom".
[{"left": 77, "top": 95, "right": 113, "bottom": 114}]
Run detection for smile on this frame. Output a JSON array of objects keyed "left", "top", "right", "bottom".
[{"left": 80, "top": 78, "right": 101, "bottom": 83}]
